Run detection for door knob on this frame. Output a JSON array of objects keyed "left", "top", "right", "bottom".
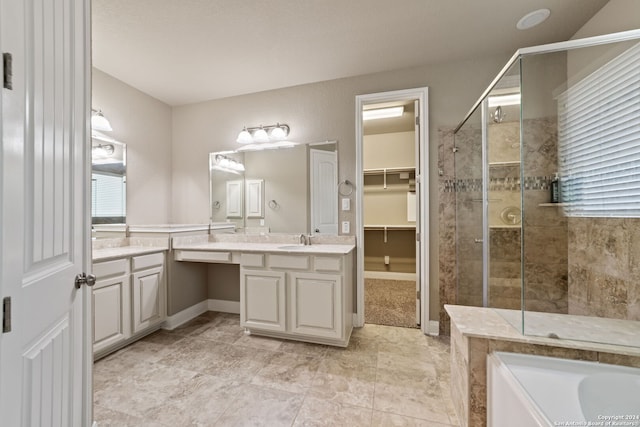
[{"left": 75, "top": 273, "right": 97, "bottom": 289}]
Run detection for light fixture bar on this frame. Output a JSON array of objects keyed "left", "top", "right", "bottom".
[
  {"left": 236, "top": 123, "right": 290, "bottom": 144},
  {"left": 362, "top": 106, "right": 404, "bottom": 121}
]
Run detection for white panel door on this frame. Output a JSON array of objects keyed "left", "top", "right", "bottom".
[
  {"left": 0, "top": 0, "right": 92, "bottom": 426},
  {"left": 310, "top": 149, "right": 338, "bottom": 234},
  {"left": 245, "top": 179, "right": 264, "bottom": 218},
  {"left": 414, "top": 99, "right": 421, "bottom": 325},
  {"left": 226, "top": 179, "right": 243, "bottom": 218}
]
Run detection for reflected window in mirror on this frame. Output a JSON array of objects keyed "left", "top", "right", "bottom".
[{"left": 91, "top": 136, "right": 126, "bottom": 224}]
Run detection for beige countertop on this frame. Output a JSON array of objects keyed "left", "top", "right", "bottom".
[
  {"left": 92, "top": 237, "right": 169, "bottom": 262},
  {"left": 172, "top": 241, "right": 355, "bottom": 255},
  {"left": 445, "top": 304, "right": 640, "bottom": 357}
]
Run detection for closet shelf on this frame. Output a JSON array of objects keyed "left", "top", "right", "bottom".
[
  {"left": 363, "top": 166, "right": 415, "bottom": 175},
  {"left": 364, "top": 224, "right": 416, "bottom": 243},
  {"left": 364, "top": 224, "right": 416, "bottom": 229}
]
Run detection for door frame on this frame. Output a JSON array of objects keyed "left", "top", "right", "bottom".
[{"left": 355, "top": 87, "right": 429, "bottom": 333}]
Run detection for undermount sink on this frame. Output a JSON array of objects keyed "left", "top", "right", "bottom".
[{"left": 278, "top": 245, "right": 308, "bottom": 250}]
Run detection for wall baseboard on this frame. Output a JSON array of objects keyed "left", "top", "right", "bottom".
[
  {"left": 162, "top": 301, "right": 209, "bottom": 330},
  {"left": 208, "top": 299, "right": 240, "bottom": 314},
  {"left": 427, "top": 320, "right": 439, "bottom": 336},
  {"left": 162, "top": 299, "right": 240, "bottom": 330},
  {"left": 364, "top": 271, "right": 417, "bottom": 281}
]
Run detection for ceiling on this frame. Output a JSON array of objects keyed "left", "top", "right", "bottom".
[{"left": 92, "top": 0, "right": 609, "bottom": 106}]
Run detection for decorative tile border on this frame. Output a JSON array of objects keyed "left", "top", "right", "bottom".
[{"left": 442, "top": 176, "right": 553, "bottom": 192}]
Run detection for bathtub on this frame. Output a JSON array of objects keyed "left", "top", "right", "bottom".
[{"left": 487, "top": 352, "right": 640, "bottom": 427}]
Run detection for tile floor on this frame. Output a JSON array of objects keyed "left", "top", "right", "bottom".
[{"left": 93, "top": 312, "right": 459, "bottom": 426}]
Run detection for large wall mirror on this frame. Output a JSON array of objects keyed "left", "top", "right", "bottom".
[
  {"left": 91, "top": 136, "right": 126, "bottom": 224},
  {"left": 209, "top": 141, "right": 338, "bottom": 235}
]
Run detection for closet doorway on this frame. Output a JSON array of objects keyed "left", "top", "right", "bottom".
[{"left": 355, "top": 88, "right": 429, "bottom": 332}]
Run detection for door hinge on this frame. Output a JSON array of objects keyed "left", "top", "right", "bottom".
[
  {"left": 415, "top": 116, "right": 419, "bottom": 126},
  {"left": 416, "top": 232, "right": 420, "bottom": 242},
  {"left": 3, "top": 297, "right": 11, "bottom": 333},
  {"left": 3, "top": 53, "right": 13, "bottom": 90},
  {"left": 416, "top": 290, "right": 421, "bottom": 300}
]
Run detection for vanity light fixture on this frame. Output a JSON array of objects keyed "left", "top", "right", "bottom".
[
  {"left": 211, "top": 154, "right": 245, "bottom": 174},
  {"left": 92, "top": 143, "right": 115, "bottom": 158},
  {"left": 236, "top": 123, "right": 290, "bottom": 144},
  {"left": 362, "top": 106, "right": 404, "bottom": 121},
  {"left": 91, "top": 109, "right": 113, "bottom": 132}
]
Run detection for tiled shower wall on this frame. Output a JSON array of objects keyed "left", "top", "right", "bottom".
[
  {"left": 438, "top": 117, "right": 570, "bottom": 335},
  {"left": 568, "top": 217, "right": 640, "bottom": 321}
]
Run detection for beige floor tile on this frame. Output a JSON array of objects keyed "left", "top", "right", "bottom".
[
  {"left": 251, "top": 351, "right": 322, "bottom": 393},
  {"left": 94, "top": 312, "right": 460, "bottom": 427},
  {"left": 94, "top": 404, "right": 167, "bottom": 427},
  {"left": 214, "top": 384, "right": 304, "bottom": 427},
  {"left": 308, "top": 370, "right": 375, "bottom": 408},
  {"left": 157, "top": 337, "right": 275, "bottom": 383},
  {"left": 372, "top": 410, "right": 455, "bottom": 426},
  {"left": 373, "top": 382, "right": 452, "bottom": 424},
  {"left": 94, "top": 361, "right": 199, "bottom": 418},
  {"left": 142, "top": 373, "right": 243, "bottom": 426},
  {"left": 293, "top": 396, "right": 373, "bottom": 426},
  {"left": 233, "top": 333, "right": 284, "bottom": 351}
]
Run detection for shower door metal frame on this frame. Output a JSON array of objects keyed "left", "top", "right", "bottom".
[{"left": 480, "top": 100, "right": 489, "bottom": 308}]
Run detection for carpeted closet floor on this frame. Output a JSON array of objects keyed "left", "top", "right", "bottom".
[{"left": 364, "top": 278, "right": 418, "bottom": 328}]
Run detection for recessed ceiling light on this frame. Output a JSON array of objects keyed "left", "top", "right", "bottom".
[{"left": 516, "top": 8, "right": 550, "bottom": 30}]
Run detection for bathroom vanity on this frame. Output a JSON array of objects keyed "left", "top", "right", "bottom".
[
  {"left": 173, "top": 234, "right": 356, "bottom": 347},
  {"left": 91, "top": 237, "right": 170, "bottom": 359}
]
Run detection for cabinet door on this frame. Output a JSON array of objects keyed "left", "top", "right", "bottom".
[
  {"left": 131, "top": 266, "right": 166, "bottom": 334},
  {"left": 289, "top": 272, "right": 342, "bottom": 339},
  {"left": 93, "top": 275, "right": 131, "bottom": 353},
  {"left": 240, "top": 269, "right": 286, "bottom": 332}
]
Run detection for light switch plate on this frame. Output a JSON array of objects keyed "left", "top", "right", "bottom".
[
  {"left": 341, "top": 198, "right": 351, "bottom": 211},
  {"left": 341, "top": 221, "right": 350, "bottom": 234}
]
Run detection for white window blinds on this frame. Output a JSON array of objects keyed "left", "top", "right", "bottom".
[
  {"left": 558, "top": 41, "right": 640, "bottom": 217},
  {"left": 92, "top": 173, "right": 126, "bottom": 218}
]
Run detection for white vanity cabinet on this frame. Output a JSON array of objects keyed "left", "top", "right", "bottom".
[
  {"left": 92, "top": 251, "right": 166, "bottom": 358},
  {"left": 131, "top": 252, "right": 166, "bottom": 334},
  {"left": 240, "top": 251, "right": 354, "bottom": 347},
  {"left": 92, "top": 258, "right": 131, "bottom": 354}
]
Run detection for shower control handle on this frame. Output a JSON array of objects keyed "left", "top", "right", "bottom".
[{"left": 474, "top": 238, "right": 483, "bottom": 243}]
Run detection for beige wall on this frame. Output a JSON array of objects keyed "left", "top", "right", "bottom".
[
  {"left": 571, "top": 0, "right": 640, "bottom": 39},
  {"left": 171, "top": 54, "right": 511, "bottom": 320},
  {"left": 92, "top": 69, "right": 173, "bottom": 224}
]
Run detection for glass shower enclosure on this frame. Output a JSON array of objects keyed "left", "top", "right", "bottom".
[{"left": 453, "top": 29, "right": 640, "bottom": 348}]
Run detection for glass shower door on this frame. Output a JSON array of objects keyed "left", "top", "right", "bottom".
[{"left": 454, "top": 107, "right": 484, "bottom": 307}]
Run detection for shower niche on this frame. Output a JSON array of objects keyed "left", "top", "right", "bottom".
[{"left": 451, "top": 32, "right": 640, "bottom": 349}]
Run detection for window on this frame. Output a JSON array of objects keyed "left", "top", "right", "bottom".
[{"left": 558, "top": 41, "right": 640, "bottom": 217}]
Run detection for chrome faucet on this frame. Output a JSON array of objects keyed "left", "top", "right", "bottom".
[{"left": 299, "top": 234, "right": 310, "bottom": 246}]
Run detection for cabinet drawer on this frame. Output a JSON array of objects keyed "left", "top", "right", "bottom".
[
  {"left": 314, "top": 256, "right": 342, "bottom": 272},
  {"left": 93, "top": 258, "right": 128, "bottom": 279},
  {"left": 132, "top": 252, "right": 164, "bottom": 271},
  {"left": 174, "top": 250, "right": 231, "bottom": 263},
  {"left": 241, "top": 253, "right": 264, "bottom": 268},
  {"left": 269, "top": 254, "right": 309, "bottom": 270}
]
